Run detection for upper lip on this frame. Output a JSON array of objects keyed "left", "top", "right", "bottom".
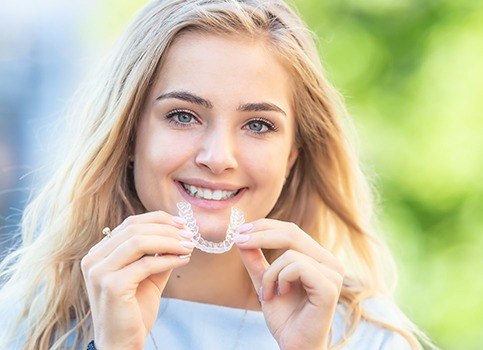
[{"left": 176, "top": 179, "right": 245, "bottom": 191}]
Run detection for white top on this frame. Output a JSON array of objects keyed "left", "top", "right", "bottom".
[
  {"left": 1, "top": 297, "right": 412, "bottom": 349},
  {"left": 144, "top": 297, "right": 411, "bottom": 350}
]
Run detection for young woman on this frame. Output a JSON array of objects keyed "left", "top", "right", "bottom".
[{"left": 0, "top": 0, "right": 436, "bottom": 349}]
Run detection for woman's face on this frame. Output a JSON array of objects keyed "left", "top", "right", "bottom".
[{"left": 134, "top": 32, "right": 298, "bottom": 241}]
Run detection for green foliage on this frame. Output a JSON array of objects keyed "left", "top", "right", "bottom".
[{"left": 294, "top": 1, "right": 483, "bottom": 348}]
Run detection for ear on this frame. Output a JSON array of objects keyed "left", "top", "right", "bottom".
[{"left": 285, "top": 146, "right": 299, "bottom": 178}]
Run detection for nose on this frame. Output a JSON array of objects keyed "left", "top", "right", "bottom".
[{"left": 195, "top": 127, "right": 238, "bottom": 174}]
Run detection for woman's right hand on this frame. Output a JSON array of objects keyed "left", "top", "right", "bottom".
[{"left": 81, "top": 211, "right": 195, "bottom": 350}]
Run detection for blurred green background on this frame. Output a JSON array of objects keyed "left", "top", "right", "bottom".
[
  {"left": 296, "top": 2, "right": 483, "bottom": 349},
  {"left": 71, "top": 0, "right": 483, "bottom": 349}
]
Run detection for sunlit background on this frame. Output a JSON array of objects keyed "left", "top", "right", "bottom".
[{"left": 1, "top": 1, "right": 482, "bottom": 349}]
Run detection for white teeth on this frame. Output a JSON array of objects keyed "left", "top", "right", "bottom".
[
  {"left": 212, "top": 190, "right": 222, "bottom": 200},
  {"left": 189, "top": 185, "right": 197, "bottom": 194},
  {"left": 203, "top": 189, "right": 213, "bottom": 200},
  {"left": 182, "top": 183, "right": 238, "bottom": 200}
]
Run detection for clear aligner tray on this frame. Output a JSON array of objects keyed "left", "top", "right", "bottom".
[{"left": 176, "top": 201, "right": 245, "bottom": 254}]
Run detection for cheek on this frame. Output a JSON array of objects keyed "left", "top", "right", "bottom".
[
  {"left": 251, "top": 140, "right": 291, "bottom": 174},
  {"left": 133, "top": 129, "right": 196, "bottom": 211},
  {"left": 135, "top": 126, "right": 193, "bottom": 172},
  {"left": 241, "top": 158, "right": 286, "bottom": 221},
  {"left": 242, "top": 144, "right": 289, "bottom": 193},
  {"left": 137, "top": 146, "right": 183, "bottom": 172},
  {"left": 133, "top": 126, "right": 195, "bottom": 198}
]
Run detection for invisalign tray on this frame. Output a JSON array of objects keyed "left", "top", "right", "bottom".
[{"left": 177, "top": 201, "right": 245, "bottom": 254}]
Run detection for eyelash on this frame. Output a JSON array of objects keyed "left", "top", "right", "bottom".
[
  {"left": 245, "top": 118, "right": 278, "bottom": 134},
  {"left": 164, "top": 109, "right": 200, "bottom": 127},
  {"left": 164, "top": 109, "right": 279, "bottom": 134}
]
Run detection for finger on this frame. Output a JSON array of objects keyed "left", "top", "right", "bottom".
[
  {"left": 236, "top": 247, "right": 269, "bottom": 298},
  {"left": 99, "top": 254, "right": 191, "bottom": 298},
  {"left": 90, "top": 210, "right": 188, "bottom": 253},
  {"left": 262, "top": 249, "right": 344, "bottom": 301},
  {"left": 260, "top": 249, "right": 311, "bottom": 300},
  {"left": 235, "top": 225, "right": 322, "bottom": 260},
  {"left": 277, "top": 260, "right": 342, "bottom": 307},
  {"left": 260, "top": 249, "right": 328, "bottom": 300},
  {"left": 117, "top": 211, "right": 188, "bottom": 231},
  {"left": 89, "top": 222, "right": 190, "bottom": 259},
  {"left": 99, "top": 235, "right": 195, "bottom": 271},
  {"left": 235, "top": 222, "right": 342, "bottom": 272}
]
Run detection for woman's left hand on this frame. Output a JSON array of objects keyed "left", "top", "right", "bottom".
[{"left": 235, "top": 219, "right": 345, "bottom": 350}]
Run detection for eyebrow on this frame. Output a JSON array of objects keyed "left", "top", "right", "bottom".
[
  {"left": 156, "top": 90, "right": 287, "bottom": 117},
  {"left": 237, "top": 102, "right": 286, "bottom": 117},
  {"left": 156, "top": 90, "right": 213, "bottom": 109}
]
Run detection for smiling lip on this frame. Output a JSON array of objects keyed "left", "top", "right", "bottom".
[{"left": 175, "top": 180, "right": 246, "bottom": 210}]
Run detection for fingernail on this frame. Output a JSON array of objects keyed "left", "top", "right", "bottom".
[
  {"left": 237, "top": 223, "right": 253, "bottom": 234},
  {"left": 180, "top": 241, "right": 196, "bottom": 249},
  {"left": 179, "top": 253, "right": 192, "bottom": 259},
  {"left": 172, "top": 216, "right": 187, "bottom": 225},
  {"left": 234, "top": 234, "right": 251, "bottom": 244},
  {"left": 258, "top": 286, "right": 264, "bottom": 302},
  {"left": 178, "top": 229, "right": 194, "bottom": 238}
]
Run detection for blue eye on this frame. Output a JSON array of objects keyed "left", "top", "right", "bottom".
[
  {"left": 248, "top": 121, "right": 265, "bottom": 132},
  {"left": 176, "top": 113, "right": 192, "bottom": 123},
  {"left": 165, "top": 109, "right": 199, "bottom": 126},
  {"left": 245, "top": 118, "right": 278, "bottom": 134}
]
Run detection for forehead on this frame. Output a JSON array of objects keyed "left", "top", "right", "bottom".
[{"left": 148, "top": 32, "right": 294, "bottom": 111}]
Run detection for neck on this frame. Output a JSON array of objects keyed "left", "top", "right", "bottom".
[{"left": 163, "top": 247, "right": 261, "bottom": 311}]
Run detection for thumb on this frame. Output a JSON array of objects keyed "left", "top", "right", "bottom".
[{"left": 236, "top": 246, "right": 269, "bottom": 293}]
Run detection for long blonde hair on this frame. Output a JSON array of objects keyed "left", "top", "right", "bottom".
[{"left": 0, "top": 0, "right": 435, "bottom": 349}]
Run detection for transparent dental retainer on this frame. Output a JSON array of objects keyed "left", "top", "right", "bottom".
[{"left": 177, "top": 201, "right": 245, "bottom": 254}]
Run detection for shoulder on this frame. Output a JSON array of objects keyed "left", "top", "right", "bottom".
[{"left": 331, "top": 297, "right": 412, "bottom": 349}]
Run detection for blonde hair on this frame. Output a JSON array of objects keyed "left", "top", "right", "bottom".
[{"left": 0, "top": 0, "right": 436, "bottom": 349}]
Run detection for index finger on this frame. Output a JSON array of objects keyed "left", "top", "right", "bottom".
[
  {"left": 236, "top": 247, "right": 269, "bottom": 297},
  {"left": 88, "top": 210, "right": 188, "bottom": 254},
  {"left": 235, "top": 220, "right": 337, "bottom": 267},
  {"left": 117, "top": 210, "right": 187, "bottom": 231}
]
